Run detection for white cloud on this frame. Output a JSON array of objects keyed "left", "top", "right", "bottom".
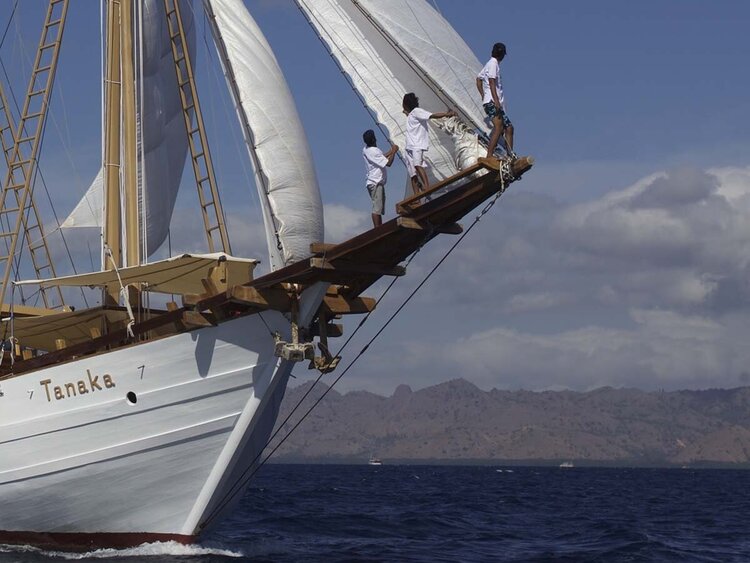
[
  {"left": 323, "top": 203, "right": 369, "bottom": 242},
  {"left": 332, "top": 165, "right": 750, "bottom": 394}
]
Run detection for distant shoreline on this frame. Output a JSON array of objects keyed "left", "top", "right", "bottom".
[{"left": 268, "top": 458, "right": 750, "bottom": 470}]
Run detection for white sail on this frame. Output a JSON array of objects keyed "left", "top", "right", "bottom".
[
  {"left": 205, "top": 0, "right": 324, "bottom": 271},
  {"left": 297, "top": 0, "right": 487, "bottom": 183},
  {"left": 62, "top": 0, "right": 194, "bottom": 258}
]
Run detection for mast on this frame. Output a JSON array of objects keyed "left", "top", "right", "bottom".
[
  {"left": 122, "top": 0, "right": 140, "bottom": 267},
  {"left": 103, "top": 0, "right": 123, "bottom": 274},
  {"left": 103, "top": 0, "right": 140, "bottom": 282}
]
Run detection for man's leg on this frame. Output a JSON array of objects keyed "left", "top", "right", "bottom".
[
  {"left": 405, "top": 150, "right": 421, "bottom": 195},
  {"left": 370, "top": 183, "right": 385, "bottom": 225},
  {"left": 410, "top": 175, "right": 421, "bottom": 195},
  {"left": 416, "top": 166, "right": 430, "bottom": 192},
  {"left": 486, "top": 116, "right": 503, "bottom": 158},
  {"left": 504, "top": 123, "right": 514, "bottom": 155}
]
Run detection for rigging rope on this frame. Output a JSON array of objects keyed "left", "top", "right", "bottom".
[
  {"left": 0, "top": 1, "right": 19, "bottom": 51},
  {"left": 0, "top": 4, "right": 89, "bottom": 308},
  {"left": 200, "top": 172, "right": 508, "bottom": 530}
]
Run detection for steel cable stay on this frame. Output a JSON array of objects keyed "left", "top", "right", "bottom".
[
  {"left": 200, "top": 174, "right": 507, "bottom": 531},
  {"left": 197, "top": 245, "right": 423, "bottom": 532}
]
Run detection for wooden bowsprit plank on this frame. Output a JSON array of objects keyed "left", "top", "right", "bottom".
[{"left": 251, "top": 157, "right": 533, "bottom": 296}]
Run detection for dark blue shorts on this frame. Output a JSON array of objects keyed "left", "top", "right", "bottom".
[{"left": 484, "top": 102, "right": 512, "bottom": 128}]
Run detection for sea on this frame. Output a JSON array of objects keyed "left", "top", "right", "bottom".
[{"left": 2, "top": 464, "right": 749, "bottom": 562}]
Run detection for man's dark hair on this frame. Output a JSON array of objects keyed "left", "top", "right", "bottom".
[
  {"left": 492, "top": 42, "right": 506, "bottom": 60},
  {"left": 362, "top": 129, "right": 377, "bottom": 147},
  {"left": 403, "top": 92, "right": 419, "bottom": 112}
]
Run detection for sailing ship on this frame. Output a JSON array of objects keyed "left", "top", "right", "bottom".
[{"left": 0, "top": 0, "right": 532, "bottom": 551}]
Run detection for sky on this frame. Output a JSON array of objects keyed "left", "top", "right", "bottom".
[{"left": 1, "top": 1, "right": 749, "bottom": 395}]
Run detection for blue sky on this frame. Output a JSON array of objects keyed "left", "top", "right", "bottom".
[{"left": 1, "top": 1, "right": 749, "bottom": 395}]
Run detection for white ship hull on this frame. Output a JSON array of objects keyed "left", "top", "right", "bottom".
[{"left": 0, "top": 312, "right": 294, "bottom": 550}]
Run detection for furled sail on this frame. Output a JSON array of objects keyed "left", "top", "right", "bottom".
[
  {"left": 297, "top": 0, "right": 488, "bottom": 182},
  {"left": 63, "top": 0, "right": 194, "bottom": 258},
  {"left": 205, "top": 0, "right": 324, "bottom": 271}
]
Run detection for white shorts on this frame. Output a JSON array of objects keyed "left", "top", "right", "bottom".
[
  {"left": 367, "top": 182, "right": 385, "bottom": 215},
  {"left": 405, "top": 148, "right": 426, "bottom": 178}
]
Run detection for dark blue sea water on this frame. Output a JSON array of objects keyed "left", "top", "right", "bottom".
[{"left": 2, "top": 465, "right": 750, "bottom": 562}]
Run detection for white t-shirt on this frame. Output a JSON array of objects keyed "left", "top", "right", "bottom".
[
  {"left": 405, "top": 107, "right": 432, "bottom": 151},
  {"left": 477, "top": 57, "right": 504, "bottom": 106},
  {"left": 363, "top": 145, "right": 389, "bottom": 185}
]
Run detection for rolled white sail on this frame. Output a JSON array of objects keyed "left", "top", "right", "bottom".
[
  {"left": 297, "top": 0, "right": 487, "bottom": 182},
  {"left": 205, "top": 0, "right": 324, "bottom": 271},
  {"left": 63, "top": 0, "right": 194, "bottom": 258}
]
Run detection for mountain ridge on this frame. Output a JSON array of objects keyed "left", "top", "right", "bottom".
[{"left": 268, "top": 378, "right": 750, "bottom": 466}]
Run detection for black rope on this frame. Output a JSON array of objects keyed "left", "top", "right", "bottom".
[
  {"left": 200, "top": 180, "right": 506, "bottom": 531},
  {"left": 0, "top": 1, "right": 18, "bottom": 50}
]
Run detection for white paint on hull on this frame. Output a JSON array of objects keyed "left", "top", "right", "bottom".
[{"left": 0, "top": 311, "right": 295, "bottom": 536}]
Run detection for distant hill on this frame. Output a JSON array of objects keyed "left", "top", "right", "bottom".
[{"left": 268, "top": 379, "right": 750, "bottom": 466}]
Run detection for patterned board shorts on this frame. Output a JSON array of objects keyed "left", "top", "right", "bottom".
[
  {"left": 367, "top": 182, "right": 385, "bottom": 215},
  {"left": 484, "top": 102, "right": 512, "bottom": 127}
]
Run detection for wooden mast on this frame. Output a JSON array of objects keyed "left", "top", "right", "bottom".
[
  {"left": 103, "top": 0, "right": 140, "bottom": 306},
  {"left": 103, "top": 0, "right": 123, "bottom": 279},
  {"left": 121, "top": 0, "right": 140, "bottom": 267}
]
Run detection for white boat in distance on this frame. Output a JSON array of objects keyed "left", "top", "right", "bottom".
[
  {"left": 368, "top": 456, "right": 383, "bottom": 466},
  {"left": 0, "top": 0, "right": 532, "bottom": 551}
]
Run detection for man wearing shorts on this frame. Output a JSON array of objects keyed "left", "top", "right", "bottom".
[
  {"left": 402, "top": 92, "right": 456, "bottom": 194},
  {"left": 362, "top": 129, "right": 398, "bottom": 227},
  {"left": 476, "top": 42, "right": 515, "bottom": 159}
]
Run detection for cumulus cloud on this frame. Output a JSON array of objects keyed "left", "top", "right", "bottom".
[
  {"left": 323, "top": 203, "right": 369, "bottom": 243},
  {"left": 335, "top": 165, "right": 750, "bottom": 394}
]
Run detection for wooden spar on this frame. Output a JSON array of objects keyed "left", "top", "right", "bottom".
[
  {"left": 121, "top": 0, "right": 140, "bottom": 267},
  {"left": 252, "top": 157, "right": 533, "bottom": 295},
  {"left": 396, "top": 162, "right": 482, "bottom": 214},
  {"left": 103, "top": 0, "right": 123, "bottom": 278}
]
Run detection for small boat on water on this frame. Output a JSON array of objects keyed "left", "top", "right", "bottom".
[
  {"left": 559, "top": 462, "right": 575, "bottom": 468},
  {"left": 368, "top": 456, "right": 383, "bottom": 466}
]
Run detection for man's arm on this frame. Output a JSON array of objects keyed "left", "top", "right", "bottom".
[
  {"left": 476, "top": 77, "right": 483, "bottom": 98},
  {"left": 429, "top": 109, "right": 457, "bottom": 120},
  {"left": 384, "top": 143, "right": 399, "bottom": 167}
]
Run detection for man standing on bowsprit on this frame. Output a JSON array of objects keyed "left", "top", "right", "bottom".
[{"left": 477, "top": 42, "right": 515, "bottom": 159}]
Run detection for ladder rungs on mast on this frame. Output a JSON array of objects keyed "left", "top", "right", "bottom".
[
  {"left": 15, "top": 136, "right": 37, "bottom": 145},
  {"left": 10, "top": 159, "right": 33, "bottom": 169}
]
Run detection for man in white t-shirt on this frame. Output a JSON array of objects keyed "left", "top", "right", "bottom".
[
  {"left": 476, "top": 42, "right": 514, "bottom": 159},
  {"left": 402, "top": 92, "right": 456, "bottom": 195},
  {"left": 362, "top": 129, "right": 398, "bottom": 227}
]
